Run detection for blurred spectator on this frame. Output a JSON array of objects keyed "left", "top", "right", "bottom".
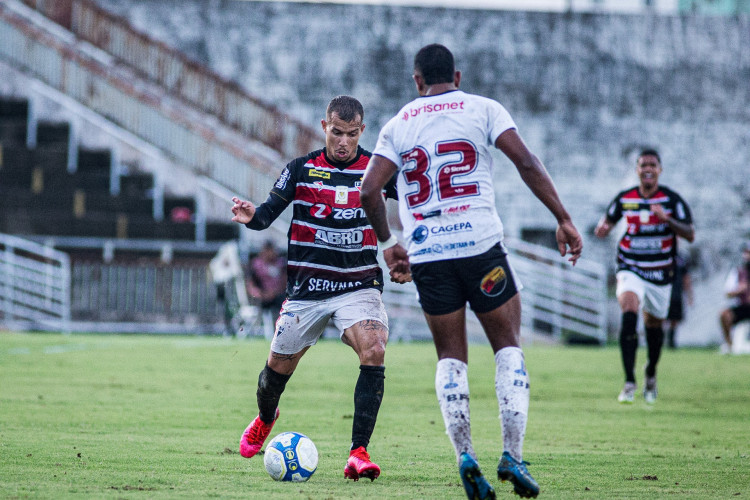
[
  {"left": 170, "top": 206, "right": 192, "bottom": 223},
  {"left": 665, "top": 252, "right": 694, "bottom": 348},
  {"left": 247, "top": 240, "right": 286, "bottom": 338},
  {"left": 719, "top": 241, "right": 750, "bottom": 352}
]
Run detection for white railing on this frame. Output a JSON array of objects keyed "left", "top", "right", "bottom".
[
  {"left": 507, "top": 239, "right": 607, "bottom": 343},
  {"left": 0, "top": 232, "right": 71, "bottom": 331},
  {"left": 382, "top": 239, "right": 608, "bottom": 344}
]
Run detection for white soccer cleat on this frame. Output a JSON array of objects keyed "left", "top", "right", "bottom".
[
  {"left": 643, "top": 376, "right": 657, "bottom": 404},
  {"left": 617, "top": 382, "right": 637, "bottom": 404}
]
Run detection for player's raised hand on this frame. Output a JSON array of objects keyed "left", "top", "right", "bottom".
[
  {"left": 556, "top": 220, "right": 583, "bottom": 266},
  {"left": 384, "top": 244, "right": 412, "bottom": 283},
  {"left": 231, "top": 196, "right": 256, "bottom": 224}
]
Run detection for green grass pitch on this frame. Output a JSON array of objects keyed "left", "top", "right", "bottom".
[{"left": 1, "top": 331, "right": 748, "bottom": 499}]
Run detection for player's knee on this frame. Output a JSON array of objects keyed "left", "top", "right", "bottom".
[{"left": 359, "top": 341, "right": 386, "bottom": 365}]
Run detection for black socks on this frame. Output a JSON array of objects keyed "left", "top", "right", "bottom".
[
  {"left": 256, "top": 363, "right": 385, "bottom": 449},
  {"left": 256, "top": 363, "right": 291, "bottom": 423},
  {"left": 620, "top": 312, "right": 665, "bottom": 382},
  {"left": 645, "top": 326, "right": 665, "bottom": 378},
  {"left": 620, "top": 311, "right": 638, "bottom": 383},
  {"left": 351, "top": 365, "right": 385, "bottom": 451}
]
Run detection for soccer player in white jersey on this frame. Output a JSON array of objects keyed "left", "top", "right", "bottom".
[{"left": 360, "top": 44, "right": 582, "bottom": 499}]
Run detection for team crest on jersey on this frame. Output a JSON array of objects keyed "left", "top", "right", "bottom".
[
  {"left": 355, "top": 180, "right": 362, "bottom": 191},
  {"left": 335, "top": 186, "right": 348, "bottom": 205},
  {"left": 480, "top": 266, "right": 507, "bottom": 297},
  {"left": 313, "top": 181, "right": 324, "bottom": 191}
]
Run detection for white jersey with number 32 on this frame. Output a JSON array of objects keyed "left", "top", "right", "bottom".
[{"left": 372, "top": 90, "right": 516, "bottom": 264}]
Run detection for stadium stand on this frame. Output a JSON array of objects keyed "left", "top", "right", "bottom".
[
  {"left": 0, "top": 0, "right": 610, "bottom": 343},
  {"left": 67, "top": 0, "right": 750, "bottom": 346},
  {"left": 0, "top": 96, "right": 240, "bottom": 243}
]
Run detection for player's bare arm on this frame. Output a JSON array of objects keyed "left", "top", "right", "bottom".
[
  {"left": 361, "top": 156, "right": 397, "bottom": 242},
  {"left": 361, "top": 156, "right": 412, "bottom": 283},
  {"left": 594, "top": 216, "right": 613, "bottom": 238},
  {"left": 652, "top": 204, "right": 695, "bottom": 242},
  {"left": 495, "top": 129, "right": 583, "bottom": 265},
  {"left": 231, "top": 196, "right": 256, "bottom": 224}
]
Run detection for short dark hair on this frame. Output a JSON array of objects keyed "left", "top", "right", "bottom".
[
  {"left": 638, "top": 148, "right": 661, "bottom": 164},
  {"left": 414, "top": 44, "right": 455, "bottom": 85},
  {"left": 326, "top": 95, "right": 364, "bottom": 123}
]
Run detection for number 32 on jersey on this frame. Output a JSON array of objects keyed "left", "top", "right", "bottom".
[{"left": 401, "top": 140, "right": 479, "bottom": 208}]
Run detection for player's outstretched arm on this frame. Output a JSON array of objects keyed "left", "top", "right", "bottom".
[
  {"left": 231, "top": 196, "right": 256, "bottom": 224},
  {"left": 495, "top": 129, "right": 582, "bottom": 265}
]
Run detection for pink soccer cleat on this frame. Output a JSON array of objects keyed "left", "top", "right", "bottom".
[
  {"left": 239, "top": 408, "right": 279, "bottom": 458},
  {"left": 344, "top": 446, "right": 381, "bottom": 481}
]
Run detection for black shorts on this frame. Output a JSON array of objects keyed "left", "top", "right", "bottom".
[
  {"left": 731, "top": 304, "right": 750, "bottom": 325},
  {"left": 667, "top": 298, "right": 683, "bottom": 321},
  {"left": 410, "top": 243, "right": 520, "bottom": 316}
]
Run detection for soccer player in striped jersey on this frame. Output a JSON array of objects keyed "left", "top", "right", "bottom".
[
  {"left": 595, "top": 149, "right": 694, "bottom": 404},
  {"left": 361, "top": 44, "right": 582, "bottom": 500},
  {"left": 231, "top": 95, "right": 397, "bottom": 481}
]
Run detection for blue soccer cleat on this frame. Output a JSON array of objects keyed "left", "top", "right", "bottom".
[
  {"left": 459, "top": 452, "right": 496, "bottom": 500},
  {"left": 497, "top": 451, "right": 540, "bottom": 498}
]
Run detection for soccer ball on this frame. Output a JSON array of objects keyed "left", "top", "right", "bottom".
[{"left": 263, "top": 432, "right": 318, "bottom": 482}]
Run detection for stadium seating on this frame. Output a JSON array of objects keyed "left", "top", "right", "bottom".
[{"left": 0, "top": 96, "right": 239, "bottom": 243}]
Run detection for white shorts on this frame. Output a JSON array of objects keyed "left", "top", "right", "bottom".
[
  {"left": 615, "top": 270, "right": 672, "bottom": 319},
  {"left": 270, "top": 288, "right": 389, "bottom": 354}
]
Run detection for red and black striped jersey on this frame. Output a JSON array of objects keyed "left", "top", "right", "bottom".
[
  {"left": 604, "top": 185, "right": 693, "bottom": 285},
  {"left": 246, "top": 147, "right": 398, "bottom": 300}
]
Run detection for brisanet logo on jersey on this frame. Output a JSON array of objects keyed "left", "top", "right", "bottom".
[{"left": 402, "top": 101, "right": 465, "bottom": 121}]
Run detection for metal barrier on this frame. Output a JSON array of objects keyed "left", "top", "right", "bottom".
[
  {"left": 382, "top": 239, "right": 608, "bottom": 344},
  {"left": 507, "top": 239, "right": 607, "bottom": 343},
  {"left": 0, "top": 231, "right": 606, "bottom": 340},
  {"left": 0, "top": 232, "right": 71, "bottom": 331},
  {"left": 71, "top": 261, "right": 221, "bottom": 324},
  {"left": 0, "top": 233, "right": 229, "bottom": 334}
]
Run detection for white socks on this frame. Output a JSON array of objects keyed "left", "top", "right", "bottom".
[
  {"left": 435, "top": 358, "right": 475, "bottom": 462},
  {"left": 435, "top": 347, "right": 530, "bottom": 464},
  {"left": 495, "top": 347, "right": 529, "bottom": 461}
]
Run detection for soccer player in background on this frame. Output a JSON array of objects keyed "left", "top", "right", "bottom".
[
  {"left": 231, "top": 95, "right": 397, "bottom": 481},
  {"left": 360, "top": 44, "right": 582, "bottom": 500},
  {"left": 594, "top": 149, "right": 694, "bottom": 404},
  {"left": 718, "top": 241, "right": 750, "bottom": 352}
]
